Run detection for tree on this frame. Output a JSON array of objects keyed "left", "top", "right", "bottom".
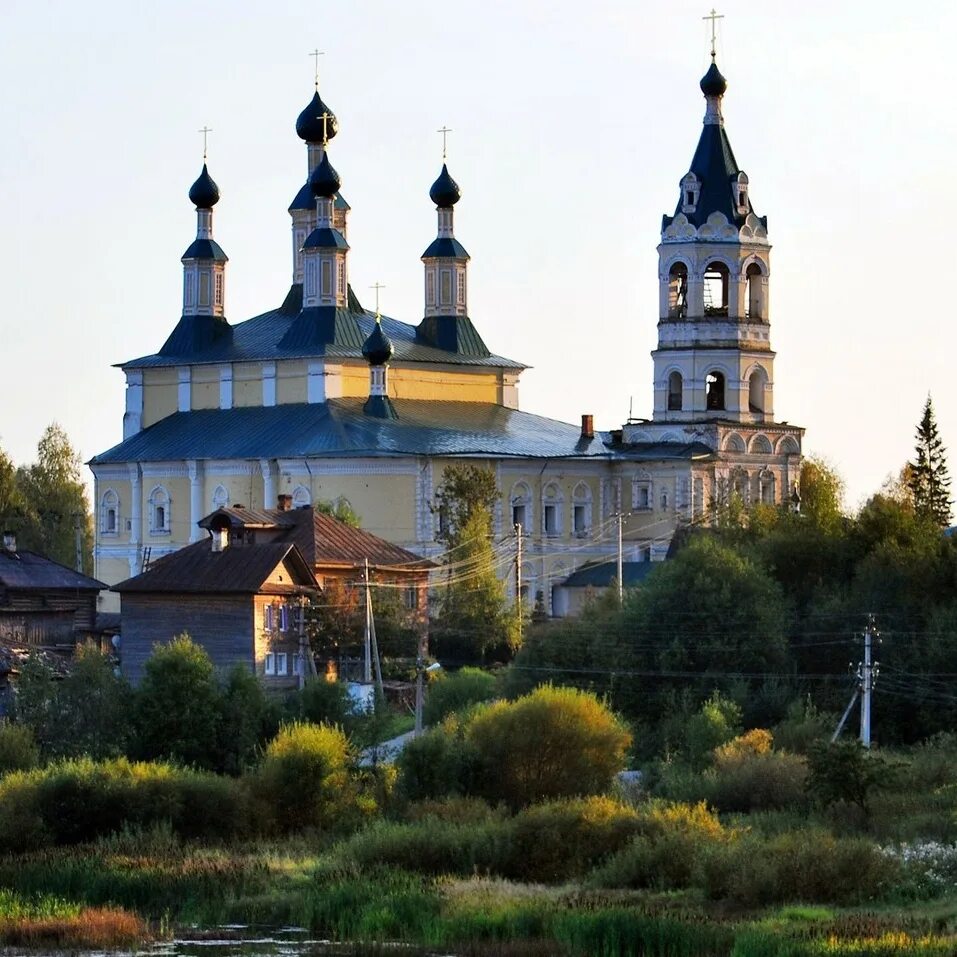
[
  {"left": 315, "top": 497, "right": 361, "bottom": 528},
  {"left": 432, "top": 464, "right": 499, "bottom": 547},
  {"left": 15, "top": 424, "right": 92, "bottom": 571},
  {"left": 908, "top": 395, "right": 952, "bottom": 528},
  {"left": 807, "top": 740, "right": 897, "bottom": 820},
  {"left": 465, "top": 685, "right": 632, "bottom": 808},
  {"left": 217, "top": 663, "right": 278, "bottom": 775},
  {"left": 133, "top": 635, "right": 223, "bottom": 768},
  {"left": 798, "top": 456, "right": 845, "bottom": 533}
]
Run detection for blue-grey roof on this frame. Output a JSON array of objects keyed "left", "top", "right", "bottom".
[
  {"left": 561, "top": 560, "right": 657, "bottom": 589},
  {"left": 303, "top": 226, "right": 348, "bottom": 250},
  {"left": 182, "top": 238, "right": 228, "bottom": 262},
  {"left": 288, "top": 183, "right": 351, "bottom": 212},
  {"left": 120, "top": 284, "right": 526, "bottom": 370},
  {"left": 89, "top": 399, "right": 716, "bottom": 465},
  {"left": 422, "top": 237, "right": 469, "bottom": 260},
  {"left": 159, "top": 315, "right": 233, "bottom": 357}
]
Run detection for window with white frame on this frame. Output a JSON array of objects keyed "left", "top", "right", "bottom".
[
  {"left": 264, "top": 603, "right": 275, "bottom": 632},
  {"left": 214, "top": 272, "right": 223, "bottom": 307},
  {"left": 510, "top": 482, "right": 531, "bottom": 532},
  {"left": 571, "top": 482, "right": 592, "bottom": 537},
  {"left": 276, "top": 652, "right": 288, "bottom": 675},
  {"left": 292, "top": 485, "right": 311, "bottom": 507},
  {"left": 440, "top": 269, "right": 452, "bottom": 306},
  {"left": 632, "top": 474, "right": 652, "bottom": 511},
  {"left": 264, "top": 653, "right": 276, "bottom": 676},
  {"left": 404, "top": 585, "right": 419, "bottom": 611},
  {"left": 542, "top": 483, "right": 562, "bottom": 537},
  {"left": 148, "top": 486, "right": 171, "bottom": 535},
  {"left": 426, "top": 270, "right": 435, "bottom": 307},
  {"left": 100, "top": 489, "right": 119, "bottom": 535},
  {"left": 212, "top": 484, "right": 229, "bottom": 509},
  {"left": 279, "top": 604, "right": 289, "bottom": 632}
]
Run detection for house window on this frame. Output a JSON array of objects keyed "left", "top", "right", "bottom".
[
  {"left": 264, "top": 653, "right": 276, "bottom": 676},
  {"left": 276, "top": 652, "right": 288, "bottom": 675},
  {"left": 214, "top": 272, "right": 223, "bottom": 307},
  {"left": 148, "top": 486, "right": 170, "bottom": 535},
  {"left": 264, "top": 604, "right": 275, "bottom": 631},
  {"left": 279, "top": 604, "right": 289, "bottom": 633},
  {"left": 404, "top": 586, "right": 419, "bottom": 611}
]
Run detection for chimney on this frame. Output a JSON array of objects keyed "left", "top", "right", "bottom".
[
  {"left": 581, "top": 414, "right": 594, "bottom": 440},
  {"left": 2, "top": 531, "right": 16, "bottom": 554},
  {"left": 211, "top": 527, "right": 229, "bottom": 553},
  {"left": 277, "top": 494, "right": 293, "bottom": 512}
]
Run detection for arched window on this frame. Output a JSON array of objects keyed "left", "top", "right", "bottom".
[
  {"left": 542, "top": 483, "right": 563, "bottom": 537},
  {"left": 703, "top": 262, "right": 729, "bottom": 316},
  {"left": 572, "top": 482, "right": 592, "bottom": 537},
  {"left": 733, "top": 470, "right": 749, "bottom": 505},
  {"left": 100, "top": 489, "right": 119, "bottom": 535},
  {"left": 292, "top": 484, "right": 311, "bottom": 508},
  {"left": 706, "top": 371, "right": 725, "bottom": 411},
  {"left": 778, "top": 435, "right": 800, "bottom": 456},
  {"left": 734, "top": 171, "right": 750, "bottom": 214},
  {"left": 212, "top": 484, "right": 229, "bottom": 509},
  {"left": 668, "top": 263, "right": 688, "bottom": 318},
  {"left": 660, "top": 486, "right": 670, "bottom": 511},
  {"left": 632, "top": 471, "right": 652, "bottom": 511},
  {"left": 667, "top": 371, "right": 683, "bottom": 410},
  {"left": 745, "top": 262, "right": 764, "bottom": 319},
  {"left": 724, "top": 432, "right": 746, "bottom": 453},
  {"left": 148, "top": 486, "right": 170, "bottom": 535},
  {"left": 510, "top": 482, "right": 532, "bottom": 532},
  {"left": 750, "top": 434, "right": 773, "bottom": 455},
  {"left": 748, "top": 367, "right": 767, "bottom": 413},
  {"left": 759, "top": 469, "right": 776, "bottom": 505}
]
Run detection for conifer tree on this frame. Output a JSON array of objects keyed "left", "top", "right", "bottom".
[{"left": 908, "top": 395, "right": 952, "bottom": 528}]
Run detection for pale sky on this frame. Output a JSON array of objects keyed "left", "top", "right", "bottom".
[{"left": 2, "top": 0, "right": 953, "bottom": 510}]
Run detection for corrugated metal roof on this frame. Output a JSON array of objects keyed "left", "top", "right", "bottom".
[
  {"left": 114, "top": 541, "right": 318, "bottom": 594},
  {"left": 90, "top": 399, "right": 715, "bottom": 465},
  {"left": 561, "top": 560, "right": 657, "bottom": 589},
  {"left": 0, "top": 551, "right": 105, "bottom": 591},
  {"left": 120, "top": 285, "right": 524, "bottom": 370}
]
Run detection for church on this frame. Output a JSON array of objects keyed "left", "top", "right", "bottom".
[{"left": 90, "top": 50, "right": 803, "bottom": 615}]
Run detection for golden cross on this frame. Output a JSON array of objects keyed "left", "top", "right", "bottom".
[
  {"left": 437, "top": 125, "right": 452, "bottom": 160},
  {"left": 370, "top": 282, "right": 386, "bottom": 320},
  {"left": 310, "top": 49, "right": 325, "bottom": 88},
  {"left": 703, "top": 8, "right": 724, "bottom": 59},
  {"left": 317, "top": 110, "right": 332, "bottom": 146},
  {"left": 198, "top": 126, "right": 212, "bottom": 160}
]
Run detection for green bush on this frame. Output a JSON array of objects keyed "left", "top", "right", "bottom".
[
  {"left": 0, "top": 722, "right": 39, "bottom": 774},
  {"left": 297, "top": 679, "right": 353, "bottom": 728},
  {"left": 254, "top": 722, "right": 355, "bottom": 833},
  {"left": 0, "top": 758, "right": 247, "bottom": 851},
  {"left": 465, "top": 685, "right": 632, "bottom": 808},
  {"left": 395, "top": 717, "right": 479, "bottom": 803},
  {"left": 503, "top": 796, "right": 641, "bottom": 882},
  {"left": 699, "top": 829, "right": 899, "bottom": 906},
  {"left": 773, "top": 697, "right": 834, "bottom": 755},
  {"left": 402, "top": 796, "right": 503, "bottom": 826},
  {"left": 706, "top": 734, "right": 808, "bottom": 812},
  {"left": 217, "top": 664, "right": 278, "bottom": 775},
  {"left": 422, "top": 668, "right": 497, "bottom": 726}
]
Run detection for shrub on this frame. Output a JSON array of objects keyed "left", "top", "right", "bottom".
[
  {"left": 682, "top": 692, "right": 742, "bottom": 770},
  {"left": 298, "top": 679, "right": 353, "bottom": 728},
  {"left": 807, "top": 740, "right": 898, "bottom": 817},
  {"left": 395, "top": 717, "right": 480, "bottom": 803},
  {"left": 217, "top": 664, "right": 278, "bottom": 775},
  {"left": 0, "top": 723, "right": 39, "bottom": 774},
  {"left": 423, "top": 668, "right": 497, "bottom": 726},
  {"left": 465, "top": 686, "right": 631, "bottom": 808},
  {"left": 773, "top": 696, "right": 834, "bottom": 754},
  {"left": 403, "top": 796, "right": 503, "bottom": 826},
  {"left": 503, "top": 796, "right": 641, "bottom": 882},
  {"left": 133, "top": 635, "right": 222, "bottom": 769},
  {"left": 254, "top": 722, "right": 355, "bottom": 833},
  {"left": 707, "top": 732, "right": 808, "bottom": 813}
]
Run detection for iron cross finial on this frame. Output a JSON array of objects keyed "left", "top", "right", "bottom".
[
  {"left": 437, "top": 125, "right": 452, "bottom": 161},
  {"left": 198, "top": 126, "right": 212, "bottom": 160},
  {"left": 310, "top": 48, "right": 325, "bottom": 88},
  {"left": 370, "top": 282, "right": 386, "bottom": 321},
  {"left": 703, "top": 8, "right": 724, "bottom": 59}
]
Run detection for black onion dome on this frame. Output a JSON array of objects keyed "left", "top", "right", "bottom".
[
  {"left": 429, "top": 163, "right": 461, "bottom": 207},
  {"left": 700, "top": 60, "right": 728, "bottom": 97},
  {"left": 309, "top": 151, "right": 341, "bottom": 198},
  {"left": 188, "top": 164, "right": 220, "bottom": 208},
  {"left": 296, "top": 90, "right": 339, "bottom": 143},
  {"left": 362, "top": 322, "right": 394, "bottom": 366}
]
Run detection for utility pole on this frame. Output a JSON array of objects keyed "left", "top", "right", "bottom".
[
  {"left": 860, "top": 614, "right": 879, "bottom": 748},
  {"left": 362, "top": 558, "right": 372, "bottom": 684},
  {"left": 72, "top": 513, "right": 83, "bottom": 574},
  {"left": 616, "top": 511, "right": 624, "bottom": 604},
  {"left": 514, "top": 522, "right": 523, "bottom": 644}
]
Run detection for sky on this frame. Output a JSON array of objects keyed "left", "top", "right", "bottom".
[{"left": 1, "top": 0, "right": 954, "bottom": 510}]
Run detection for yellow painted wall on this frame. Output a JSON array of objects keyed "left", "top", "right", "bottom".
[
  {"left": 277, "top": 360, "right": 308, "bottom": 404},
  {"left": 191, "top": 366, "right": 219, "bottom": 411},
  {"left": 233, "top": 363, "right": 261, "bottom": 408},
  {"left": 330, "top": 362, "right": 502, "bottom": 403},
  {"left": 95, "top": 557, "right": 133, "bottom": 591},
  {"left": 142, "top": 369, "right": 178, "bottom": 427}
]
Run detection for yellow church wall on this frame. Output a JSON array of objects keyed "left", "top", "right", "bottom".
[
  {"left": 331, "top": 364, "right": 502, "bottom": 404},
  {"left": 143, "top": 476, "right": 191, "bottom": 544},
  {"left": 190, "top": 366, "right": 219, "bottom": 411},
  {"left": 94, "top": 477, "right": 133, "bottom": 546},
  {"left": 96, "top": 556, "right": 133, "bottom": 591},
  {"left": 142, "top": 369, "right": 178, "bottom": 427},
  {"left": 277, "top": 360, "right": 308, "bottom": 404},
  {"left": 233, "top": 363, "right": 261, "bottom": 407}
]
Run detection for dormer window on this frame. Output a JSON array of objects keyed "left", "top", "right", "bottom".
[
  {"left": 680, "top": 173, "right": 700, "bottom": 213},
  {"left": 734, "top": 172, "right": 749, "bottom": 215}
]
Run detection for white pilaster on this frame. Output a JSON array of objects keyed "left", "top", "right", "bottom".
[
  {"left": 123, "top": 370, "right": 144, "bottom": 439},
  {"left": 260, "top": 459, "right": 276, "bottom": 510},
  {"left": 219, "top": 364, "right": 233, "bottom": 410},
  {"left": 128, "top": 463, "right": 142, "bottom": 549},
  {"left": 188, "top": 460, "right": 203, "bottom": 542},
  {"left": 177, "top": 368, "right": 191, "bottom": 412},
  {"left": 262, "top": 362, "right": 277, "bottom": 407}
]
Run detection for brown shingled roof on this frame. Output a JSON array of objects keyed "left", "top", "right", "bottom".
[{"left": 113, "top": 541, "right": 318, "bottom": 595}]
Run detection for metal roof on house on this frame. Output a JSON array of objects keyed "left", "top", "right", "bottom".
[
  {"left": 121, "top": 284, "right": 524, "bottom": 370},
  {"left": 90, "top": 398, "right": 716, "bottom": 465},
  {"left": 561, "top": 560, "right": 657, "bottom": 589},
  {"left": 0, "top": 550, "right": 105, "bottom": 592},
  {"left": 113, "top": 541, "right": 318, "bottom": 595}
]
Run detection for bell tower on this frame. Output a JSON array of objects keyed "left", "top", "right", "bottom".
[{"left": 652, "top": 53, "right": 774, "bottom": 425}]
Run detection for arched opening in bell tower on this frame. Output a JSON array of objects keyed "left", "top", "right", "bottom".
[
  {"left": 667, "top": 371, "right": 683, "bottom": 410},
  {"left": 668, "top": 263, "right": 688, "bottom": 318},
  {"left": 745, "top": 262, "right": 764, "bottom": 319},
  {"left": 703, "top": 262, "right": 729, "bottom": 316},
  {"left": 706, "top": 371, "right": 725, "bottom": 411},
  {"left": 748, "top": 367, "right": 767, "bottom": 413}
]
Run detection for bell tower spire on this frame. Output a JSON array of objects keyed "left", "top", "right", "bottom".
[{"left": 652, "top": 45, "right": 773, "bottom": 425}]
